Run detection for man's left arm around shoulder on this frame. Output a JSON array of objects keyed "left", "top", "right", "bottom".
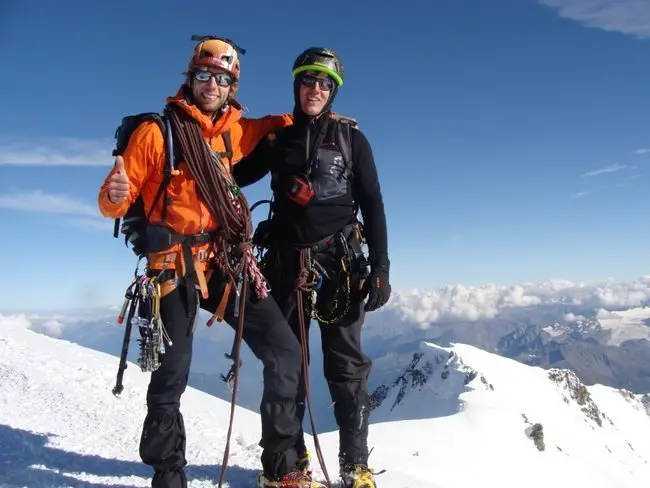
[
  {"left": 241, "top": 112, "right": 353, "bottom": 156},
  {"left": 240, "top": 113, "right": 293, "bottom": 157},
  {"left": 350, "top": 127, "right": 392, "bottom": 312}
]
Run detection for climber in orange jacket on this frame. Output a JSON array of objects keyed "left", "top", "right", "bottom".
[
  {"left": 98, "top": 38, "right": 293, "bottom": 281},
  {"left": 98, "top": 36, "right": 324, "bottom": 488}
]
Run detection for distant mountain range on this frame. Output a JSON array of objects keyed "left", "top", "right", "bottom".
[
  {"left": 6, "top": 299, "right": 650, "bottom": 435},
  {"left": 362, "top": 304, "right": 650, "bottom": 398},
  {"left": 495, "top": 308, "right": 650, "bottom": 392}
]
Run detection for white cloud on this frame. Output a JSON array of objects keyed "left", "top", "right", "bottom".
[
  {"left": 63, "top": 217, "right": 114, "bottom": 231},
  {"left": 2, "top": 312, "right": 93, "bottom": 337},
  {"left": 7, "top": 276, "right": 650, "bottom": 340},
  {"left": 0, "top": 190, "right": 98, "bottom": 216},
  {"left": 633, "top": 148, "right": 650, "bottom": 155},
  {"left": 563, "top": 312, "right": 586, "bottom": 321},
  {"left": 570, "top": 190, "right": 589, "bottom": 199},
  {"left": 582, "top": 164, "right": 627, "bottom": 177},
  {"left": 387, "top": 275, "right": 650, "bottom": 326},
  {"left": 0, "top": 136, "right": 112, "bottom": 166},
  {"left": 38, "top": 319, "right": 64, "bottom": 337},
  {"left": 0, "top": 190, "right": 112, "bottom": 231},
  {"left": 596, "top": 308, "right": 620, "bottom": 319},
  {"left": 539, "top": 0, "right": 650, "bottom": 39}
]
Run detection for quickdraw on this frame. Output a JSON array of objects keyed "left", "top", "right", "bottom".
[
  {"left": 112, "top": 262, "right": 174, "bottom": 397},
  {"left": 309, "top": 258, "right": 351, "bottom": 324},
  {"left": 134, "top": 275, "right": 172, "bottom": 373},
  {"left": 303, "top": 251, "right": 352, "bottom": 325}
]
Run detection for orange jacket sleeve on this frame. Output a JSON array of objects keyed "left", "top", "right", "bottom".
[
  {"left": 239, "top": 113, "right": 293, "bottom": 159},
  {"left": 98, "top": 120, "right": 165, "bottom": 218}
]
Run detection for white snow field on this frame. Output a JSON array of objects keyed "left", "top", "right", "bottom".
[{"left": 2, "top": 313, "right": 650, "bottom": 488}]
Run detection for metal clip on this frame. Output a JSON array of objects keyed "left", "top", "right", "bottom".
[
  {"left": 337, "top": 231, "right": 350, "bottom": 259},
  {"left": 220, "top": 352, "right": 242, "bottom": 391},
  {"left": 197, "top": 248, "right": 208, "bottom": 262},
  {"left": 233, "top": 276, "right": 243, "bottom": 318}
]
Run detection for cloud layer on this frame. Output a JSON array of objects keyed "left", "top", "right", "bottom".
[
  {"left": 0, "top": 190, "right": 98, "bottom": 216},
  {"left": 0, "top": 137, "right": 112, "bottom": 166},
  {"left": 0, "top": 190, "right": 110, "bottom": 231},
  {"left": 387, "top": 275, "right": 650, "bottom": 326},
  {"left": 539, "top": 0, "right": 650, "bottom": 39},
  {"left": 7, "top": 276, "right": 650, "bottom": 338}
]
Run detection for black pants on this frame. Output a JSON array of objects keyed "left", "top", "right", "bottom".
[
  {"left": 138, "top": 269, "right": 303, "bottom": 487},
  {"left": 263, "top": 238, "right": 373, "bottom": 469}
]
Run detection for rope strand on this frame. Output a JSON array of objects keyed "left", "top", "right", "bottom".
[
  {"left": 167, "top": 105, "right": 266, "bottom": 486},
  {"left": 168, "top": 105, "right": 268, "bottom": 299}
]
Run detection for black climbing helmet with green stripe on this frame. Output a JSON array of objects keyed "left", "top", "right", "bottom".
[{"left": 292, "top": 47, "right": 344, "bottom": 87}]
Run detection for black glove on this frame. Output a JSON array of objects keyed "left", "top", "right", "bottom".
[{"left": 363, "top": 266, "right": 391, "bottom": 312}]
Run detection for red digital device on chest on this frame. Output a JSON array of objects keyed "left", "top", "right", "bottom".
[{"left": 287, "top": 176, "right": 315, "bottom": 206}]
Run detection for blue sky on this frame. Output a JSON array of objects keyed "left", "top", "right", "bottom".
[{"left": 1, "top": 0, "right": 649, "bottom": 312}]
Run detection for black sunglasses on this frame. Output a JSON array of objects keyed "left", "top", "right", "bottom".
[
  {"left": 193, "top": 70, "right": 234, "bottom": 86},
  {"left": 299, "top": 74, "right": 334, "bottom": 91}
]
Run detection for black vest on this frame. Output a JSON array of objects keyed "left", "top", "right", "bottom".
[{"left": 267, "top": 119, "right": 357, "bottom": 245}]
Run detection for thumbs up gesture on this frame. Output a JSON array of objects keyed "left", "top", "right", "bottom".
[{"left": 107, "top": 156, "right": 131, "bottom": 204}]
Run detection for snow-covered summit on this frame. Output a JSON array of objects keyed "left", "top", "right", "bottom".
[
  {"left": 366, "top": 340, "right": 650, "bottom": 487},
  {"left": 2, "top": 314, "right": 650, "bottom": 487},
  {"left": 369, "top": 342, "right": 489, "bottom": 422}
]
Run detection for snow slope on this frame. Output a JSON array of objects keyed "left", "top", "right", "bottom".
[
  {"left": 2, "top": 313, "right": 650, "bottom": 488},
  {"left": 11, "top": 283, "right": 650, "bottom": 435},
  {"left": 0, "top": 314, "right": 440, "bottom": 488},
  {"left": 369, "top": 341, "right": 650, "bottom": 488}
]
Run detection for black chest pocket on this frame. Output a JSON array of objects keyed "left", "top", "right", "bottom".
[{"left": 310, "top": 146, "right": 349, "bottom": 201}]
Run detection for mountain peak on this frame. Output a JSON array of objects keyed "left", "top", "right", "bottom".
[
  {"left": 369, "top": 341, "right": 493, "bottom": 421},
  {"left": 548, "top": 368, "right": 605, "bottom": 427},
  {"left": 542, "top": 317, "right": 603, "bottom": 340}
]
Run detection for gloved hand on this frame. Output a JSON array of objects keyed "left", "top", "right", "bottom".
[{"left": 363, "top": 266, "right": 391, "bottom": 312}]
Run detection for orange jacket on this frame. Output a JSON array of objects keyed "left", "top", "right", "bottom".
[{"left": 98, "top": 87, "right": 293, "bottom": 270}]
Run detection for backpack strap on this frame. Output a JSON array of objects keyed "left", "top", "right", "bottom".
[
  {"left": 220, "top": 130, "right": 233, "bottom": 171},
  {"left": 334, "top": 118, "right": 363, "bottom": 219},
  {"left": 335, "top": 118, "right": 355, "bottom": 181},
  {"left": 112, "top": 111, "right": 170, "bottom": 239},
  {"left": 132, "top": 110, "right": 174, "bottom": 227},
  {"left": 221, "top": 130, "right": 233, "bottom": 159},
  {"left": 156, "top": 108, "right": 177, "bottom": 224}
]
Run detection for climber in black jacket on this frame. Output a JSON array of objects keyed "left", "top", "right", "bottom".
[{"left": 233, "top": 47, "right": 391, "bottom": 488}]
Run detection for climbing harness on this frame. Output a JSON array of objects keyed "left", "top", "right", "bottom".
[{"left": 302, "top": 223, "right": 369, "bottom": 324}]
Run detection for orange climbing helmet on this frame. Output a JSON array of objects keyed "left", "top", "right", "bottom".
[{"left": 187, "top": 35, "right": 246, "bottom": 81}]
